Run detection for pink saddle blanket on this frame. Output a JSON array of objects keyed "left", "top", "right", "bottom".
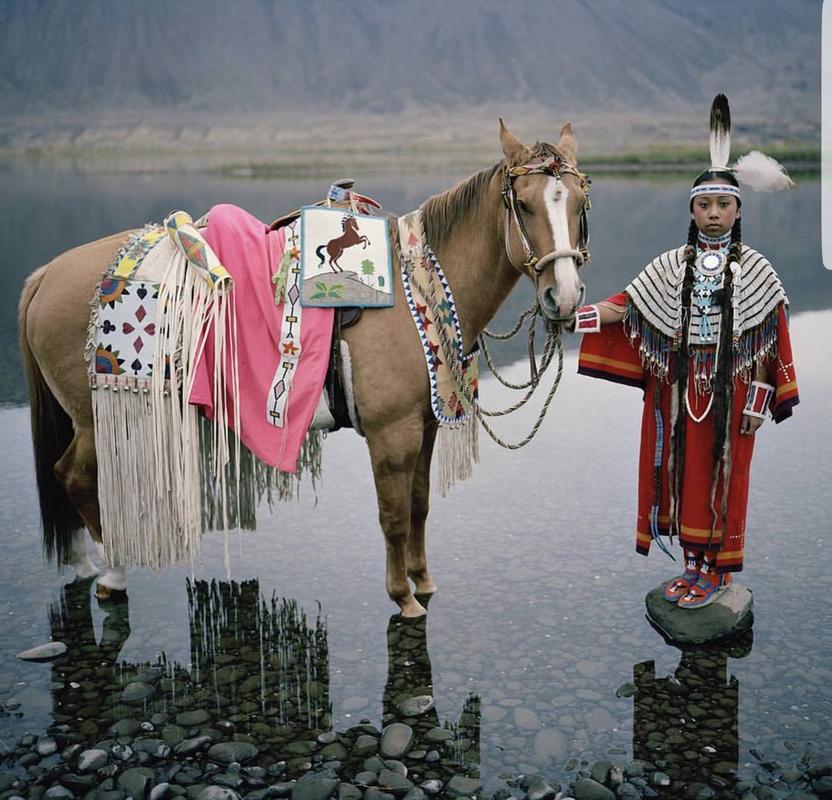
[{"left": 189, "top": 204, "right": 334, "bottom": 471}]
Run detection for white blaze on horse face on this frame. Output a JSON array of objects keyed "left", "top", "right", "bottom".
[{"left": 543, "top": 177, "right": 583, "bottom": 313}]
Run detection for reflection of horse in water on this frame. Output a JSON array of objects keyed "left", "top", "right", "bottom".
[
  {"left": 40, "top": 578, "right": 480, "bottom": 785},
  {"left": 315, "top": 215, "right": 371, "bottom": 272},
  {"left": 632, "top": 632, "right": 752, "bottom": 798}
]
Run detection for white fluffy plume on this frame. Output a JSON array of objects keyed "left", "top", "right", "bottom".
[
  {"left": 734, "top": 150, "right": 795, "bottom": 192},
  {"left": 709, "top": 94, "right": 731, "bottom": 169}
]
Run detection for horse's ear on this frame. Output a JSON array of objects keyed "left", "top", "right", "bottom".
[
  {"left": 557, "top": 121, "right": 578, "bottom": 164},
  {"left": 499, "top": 118, "right": 528, "bottom": 165}
]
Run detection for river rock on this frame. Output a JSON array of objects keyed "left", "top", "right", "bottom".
[
  {"left": 118, "top": 766, "right": 155, "bottom": 798},
  {"left": 43, "top": 786, "right": 75, "bottom": 799},
  {"left": 445, "top": 776, "right": 482, "bottom": 798},
  {"left": 78, "top": 748, "right": 109, "bottom": 772},
  {"left": 121, "top": 682, "right": 155, "bottom": 703},
  {"left": 195, "top": 788, "right": 242, "bottom": 800},
  {"left": 645, "top": 582, "right": 753, "bottom": 644},
  {"left": 396, "top": 696, "right": 434, "bottom": 717},
  {"left": 176, "top": 709, "right": 211, "bottom": 727},
  {"left": 208, "top": 741, "right": 258, "bottom": 764},
  {"left": 175, "top": 735, "right": 214, "bottom": 755},
  {"left": 291, "top": 770, "right": 339, "bottom": 800},
  {"left": 379, "top": 724, "right": 414, "bottom": 759},
  {"left": 533, "top": 729, "right": 567, "bottom": 763},
  {"left": 354, "top": 735, "right": 379, "bottom": 757},
  {"left": 109, "top": 718, "right": 143, "bottom": 738},
  {"left": 16, "top": 641, "right": 68, "bottom": 662},
  {"left": 338, "top": 783, "right": 364, "bottom": 800},
  {"left": 378, "top": 768, "right": 414, "bottom": 793},
  {"left": 573, "top": 777, "right": 615, "bottom": 800},
  {"left": 36, "top": 736, "right": 58, "bottom": 756}
]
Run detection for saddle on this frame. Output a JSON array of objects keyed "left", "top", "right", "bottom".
[{"left": 272, "top": 179, "right": 386, "bottom": 434}]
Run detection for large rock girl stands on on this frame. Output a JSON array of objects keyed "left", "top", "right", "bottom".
[{"left": 577, "top": 95, "right": 799, "bottom": 610}]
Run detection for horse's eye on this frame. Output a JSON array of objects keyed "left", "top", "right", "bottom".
[{"left": 516, "top": 199, "right": 531, "bottom": 214}]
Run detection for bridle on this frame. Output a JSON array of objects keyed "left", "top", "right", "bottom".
[{"left": 500, "top": 153, "right": 592, "bottom": 279}]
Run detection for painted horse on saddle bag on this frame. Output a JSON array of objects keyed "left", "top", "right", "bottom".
[{"left": 19, "top": 121, "right": 591, "bottom": 617}]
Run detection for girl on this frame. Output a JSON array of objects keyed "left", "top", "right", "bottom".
[{"left": 576, "top": 96, "right": 798, "bottom": 609}]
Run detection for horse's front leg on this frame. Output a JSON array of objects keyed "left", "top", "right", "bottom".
[
  {"left": 408, "top": 422, "right": 437, "bottom": 595},
  {"left": 367, "top": 422, "right": 426, "bottom": 617}
]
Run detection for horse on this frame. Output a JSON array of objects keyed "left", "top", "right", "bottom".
[
  {"left": 19, "top": 120, "right": 590, "bottom": 618},
  {"left": 316, "top": 214, "right": 372, "bottom": 272}
]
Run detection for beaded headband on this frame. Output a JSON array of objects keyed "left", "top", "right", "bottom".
[{"left": 690, "top": 183, "right": 742, "bottom": 201}]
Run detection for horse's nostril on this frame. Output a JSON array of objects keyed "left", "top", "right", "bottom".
[{"left": 540, "top": 287, "right": 559, "bottom": 316}]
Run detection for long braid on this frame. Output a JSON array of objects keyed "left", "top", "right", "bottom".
[
  {"left": 669, "top": 220, "right": 699, "bottom": 529},
  {"left": 708, "top": 217, "right": 742, "bottom": 540}
]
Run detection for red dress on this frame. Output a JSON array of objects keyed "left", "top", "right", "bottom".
[{"left": 579, "top": 291, "right": 798, "bottom": 573}]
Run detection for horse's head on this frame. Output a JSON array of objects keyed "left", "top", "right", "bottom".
[
  {"left": 342, "top": 215, "right": 359, "bottom": 232},
  {"left": 499, "top": 120, "right": 591, "bottom": 327}
]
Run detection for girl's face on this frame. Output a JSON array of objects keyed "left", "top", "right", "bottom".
[{"left": 691, "top": 183, "right": 740, "bottom": 237}]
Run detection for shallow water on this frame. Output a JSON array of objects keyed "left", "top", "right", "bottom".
[{"left": 0, "top": 164, "right": 830, "bottom": 798}]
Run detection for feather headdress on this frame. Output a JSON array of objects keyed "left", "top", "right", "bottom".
[{"left": 693, "top": 94, "right": 795, "bottom": 197}]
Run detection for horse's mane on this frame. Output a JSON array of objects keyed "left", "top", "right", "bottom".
[
  {"left": 421, "top": 143, "right": 564, "bottom": 247},
  {"left": 422, "top": 163, "right": 501, "bottom": 247}
]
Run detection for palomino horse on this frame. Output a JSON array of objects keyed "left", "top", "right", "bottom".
[
  {"left": 19, "top": 121, "right": 589, "bottom": 617},
  {"left": 316, "top": 215, "right": 371, "bottom": 272}
]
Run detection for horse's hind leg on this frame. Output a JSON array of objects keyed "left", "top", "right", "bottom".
[
  {"left": 408, "top": 422, "right": 437, "bottom": 596},
  {"left": 53, "top": 428, "right": 126, "bottom": 596},
  {"left": 367, "top": 421, "right": 427, "bottom": 618}
]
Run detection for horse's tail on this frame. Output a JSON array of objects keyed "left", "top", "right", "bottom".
[
  {"left": 315, "top": 244, "right": 326, "bottom": 266},
  {"left": 19, "top": 265, "right": 83, "bottom": 565}
]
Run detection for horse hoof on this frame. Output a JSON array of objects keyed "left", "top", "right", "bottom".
[
  {"left": 95, "top": 584, "right": 127, "bottom": 605},
  {"left": 70, "top": 560, "right": 99, "bottom": 581},
  {"left": 399, "top": 598, "right": 427, "bottom": 618}
]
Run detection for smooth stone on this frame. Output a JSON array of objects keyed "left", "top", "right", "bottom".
[
  {"left": 321, "top": 743, "right": 348, "bottom": 762},
  {"left": 176, "top": 709, "right": 211, "bottom": 727},
  {"left": 396, "top": 696, "right": 434, "bottom": 717},
  {"left": 590, "top": 762, "right": 612, "bottom": 786},
  {"left": 109, "top": 719, "right": 143, "bottom": 738},
  {"left": 533, "top": 729, "right": 567, "bottom": 763},
  {"left": 78, "top": 748, "right": 109, "bottom": 772},
  {"left": 365, "top": 790, "right": 395, "bottom": 800},
  {"left": 526, "top": 778, "right": 557, "bottom": 800},
  {"left": 338, "top": 783, "right": 364, "bottom": 800},
  {"left": 16, "top": 641, "right": 68, "bottom": 662},
  {"left": 134, "top": 739, "right": 171, "bottom": 758},
  {"left": 402, "top": 789, "right": 426, "bottom": 800},
  {"left": 353, "top": 735, "right": 379, "bottom": 758},
  {"left": 118, "top": 766, "right": 156, "bottom": 799},
  {"left": 150, "top": 783, "right": 173, "bottom": 800},
  {"left": 195, "top": 789, "right": 241, "bottom": 800},
  {"left": 378, "top": 769, "right": 413, "bottom": 792},
  {"left": 423, "top": 729, "right": 451, "bottom": 744},
  {"left": 43, "top": 787, "right": 75, "bottom": 799},
  {"left": 36, "top": 736, "right": 59, "bottom": 756},
  {"left": 512, "top": 707, "right": 540, "bottom": 730},
  {"left": 615, "top": 682, "right": 636, "bottom": 699},
  {"left": 382, "top": 761, "right": 407, "bottom": 779},
  {"left": 645, "top": 582, "right": 754, "bottom": 644},
  {"left": 291, "top": 770, "right": 339, "bottom": 800},
  {"left": 356, "top": 772, "right": 379, "bottom": 786},
  {"left": 573, "top": 777, "right": 615, "bottom": 800},
  {"left": 813, "top": 776, "right": 832, "bottom": 795},
  {"left": 122, "top": 682, "right": 156, "bottom": 703},
  {"left": 419, "top": 783, "right": 442, "bottom": 796},
  {"left": 176, "top": 736, "right": 214, "bottom": 756},
  {"left": 207, "top": 742, "right": 258, "bottom": 765},
  {"left": 379, "top": 724, "right": 414, "bottom": 760},
  {"left": 651, "top": 772, "right": 670, "bottom": 787},
  {"left": 161, "top": 725, "right": 186, "bottom": 745},
  {"left": 445, "top": 777, "right": 482, "bottom": 798},
  {"left": 615, "top": 784, "right": 641, "bottom": 800}
]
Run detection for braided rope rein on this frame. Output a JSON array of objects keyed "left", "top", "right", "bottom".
[{"left": 405, "top": 243, "right": 565, "bottom": 450}]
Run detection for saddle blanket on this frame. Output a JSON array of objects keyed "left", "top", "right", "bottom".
[{"left": 191, "top": 204, "right": 334, "bottom": 471}]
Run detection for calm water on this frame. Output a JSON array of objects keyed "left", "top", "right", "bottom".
[{"left": 1, "top": 163, "right": 830, "bottom": 797}]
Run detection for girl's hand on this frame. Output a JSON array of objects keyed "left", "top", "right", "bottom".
[{"left": 740, "top": 413, "right": 764, "bottom": 436}]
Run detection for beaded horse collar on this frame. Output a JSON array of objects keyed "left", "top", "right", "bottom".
[{"left": 500, "top": 151, "right": 592, "bottom": 274}]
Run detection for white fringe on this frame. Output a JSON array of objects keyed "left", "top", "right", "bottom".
[
  {"left": 93, "top": 238, "right": 238, "bottom": 571},
  {"left": 436, "top": 419, "right": 479, "bottom": 497}
]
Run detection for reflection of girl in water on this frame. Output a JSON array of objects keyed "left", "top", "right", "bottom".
[{"left": 578, "top": 96, "right": 798, "bottom": 608}]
